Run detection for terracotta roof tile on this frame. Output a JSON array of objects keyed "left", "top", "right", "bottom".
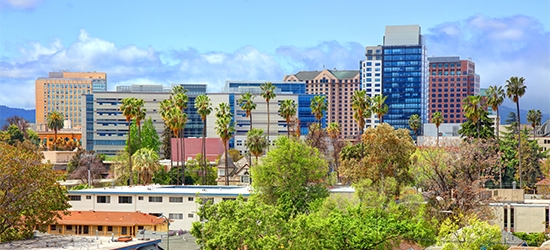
[
  {"left": 536, "top": 178, "right": 550, "bottom": 186},
  {"left": 55, "top": 211, "right": 166, "bottom": 227}
]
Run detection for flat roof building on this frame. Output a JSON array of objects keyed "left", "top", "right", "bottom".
[{"left": 36, "top": 71, "right": 107, "bottom": 130}]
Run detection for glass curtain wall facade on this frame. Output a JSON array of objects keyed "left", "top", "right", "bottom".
[{"left": 382, "top": 45, "right": 428, "bottom": 130}]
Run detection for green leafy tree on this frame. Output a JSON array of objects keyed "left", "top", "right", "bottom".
[
  {"left": 195, "top": 94, "right": 212, "bottom": 185},
  {"left": 237, "top": 92, "right": 256, "bottom": 130},
  {"left": 0, "top": 141, "right": 70, "bottom": 242},
  {"left": 227, "top": 148, "right": 243, "bottom": 162},
  {"left": 506, "top": 76, "right": 527, "bottom": 188},
  {"left": 278, "top": 99, "right": 297, "bottom": 137},
  {"left": 371, "top": 94, "right": 388, "bottom": 123},
  {"left": 252, "top": 136, "right": 329, "bottom": 217},
  {"left": 245, "top": 128, "right": 268, "bottom": 165},
  {"left": 4, "top": 124, "right": 24, "bottom": 145},
  {"left": 527, "top": 109, "right": 542, "bottom": 140},
  {"left": 340, "top": 123, "right": 415, "bottom": 195},
  {"left": 486, "top": 85, "right": 505, "bottom": 141},
  {"left": 310, "top": 95, "right": 327, "bottom": 126},
  {"left": 437, "top": 215, "right": 501, "bottom": 250},
  {"left": 351, "top": 90, "right": 371, "bottom": 137},
  {"left": 260, "top": 82, "right": 276, "bottom": 151},
  {"left": 432, "top": 111, "right": 444, "bottom": 146},
  {"left": 2, "top": 116, "right": 30, "bottom": 139},
  {"left": 128, "top": 118, "right": 160, "bottom": 154},
  {"left": 165, "top": 107, "right": 187, "bottom": 184},
  {"left": 120, "top": 97, "right": 138, "bottom": 185},
  {"left": 46, "top": 110, "right": 64, "bottom": 151},
  {"left": 214, "top": 102, "right": 235, "bottom": 186},
  {"left": 408, "top": 114, "right": 422, "bottom": 141}
]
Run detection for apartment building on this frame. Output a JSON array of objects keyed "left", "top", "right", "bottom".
[
  {"left": 283, "top": 69, "right": 359, "bottom": 139},
  {"left": 35, "top": 71, "right": 107, "bottom": 130},
  {"left": 428, "top": 56, "right": 480, "bottom": 123}
]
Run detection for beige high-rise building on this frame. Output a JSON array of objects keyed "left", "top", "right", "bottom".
[
  {"left": 35, "top": 71, "right": 107, "bottom": 130},
  {"left": 284, "top": 69, "right": 360, "bottom": 139}
]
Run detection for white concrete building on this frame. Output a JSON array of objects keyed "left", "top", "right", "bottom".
[{"left": 68, "top": 185, "right": 252, "bottom": 231}]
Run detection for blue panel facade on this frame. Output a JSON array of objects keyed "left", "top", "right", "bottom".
[
  {"left": 382, "top": 46, "right": 426, "bottom": 131},
  {"left": 229, "top": 94, "right": 235, "bottom": 148},
  {"left": 85, "top": 94, "right": 94, "bottom": 151},
  {"left": 297, "top": 94, "right": 326, "bottom": 135}
]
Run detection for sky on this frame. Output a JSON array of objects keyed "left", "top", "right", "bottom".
[{"left": 1, "top": 0, "right": 549, "bottom": 114}]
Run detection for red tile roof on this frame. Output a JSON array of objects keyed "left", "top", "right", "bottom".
[
  {"left": 55, "top": 211, "right": 166, "bottom": 226},
  {"left": 171, "top": 137, "right": 225, "bottom": 162},
  {"left": 536, "top": 178, "right": 550, "bottom": 186}
]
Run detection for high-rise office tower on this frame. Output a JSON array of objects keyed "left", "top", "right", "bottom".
[
  {"left": 379, "top": 25, "right": 428, "bottom": 130},
  {"left": 283, "top": 69, "right": 360, "bottom": 139},
  {"left": 428, "top": 57, "right": 480, "bottom": 123},
  {"left": 36, "top": 71, "right": 107, "bottom": 130}
]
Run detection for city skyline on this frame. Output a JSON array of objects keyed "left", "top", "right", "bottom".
[{"left": 0, "top": 0, "right": 548, "bottom": 114}]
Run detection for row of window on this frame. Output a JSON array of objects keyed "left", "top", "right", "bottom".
[
  {"left": 430, "top": 63, "right": 462, "bottom": 68},
  {"left": 431, "top": 71, "right": 464, "bottom": 76},
  {"left": 431, "top": 77, "right": 475, "bottom": 82},
  {"left": 69, "top": 195, "right": 196, "bottom": 204}
]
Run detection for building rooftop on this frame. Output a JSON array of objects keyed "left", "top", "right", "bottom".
[
  {"left": 291, "top": 69, "right": 359, "bottom": 80},
  {"left": 68, "top": 185, "right": 253, "bottom": 197},
  {"left": 55, "top": 211, "right": 166, "bottom": 226}
]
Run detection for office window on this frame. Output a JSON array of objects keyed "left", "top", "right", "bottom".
[
  {"left": 118, "top": 196, "right": 132, "bottom": 204},
  {"left": 149, "top": 196, "right": 163, "bottom": 203},
  {"left": 169, "top": 213, "right": 183, "bottom": 220},
  {"left": 188, "top": 197, "right": 194, "bottom": 202},
  {"left": 169, "top": 197, "right": 183, "bottom": 203},
  {"left": 69, "top": 195, "right": 81, "bottom": 201},
  {"left": 97, "top": 196, "right": 110, "bottom": 203},
  {"left": 188, "top": 213, "right": 194, "bottom": 218},
  {"left": 138, "top": 196, "right": 144, "bottom": 200},
  {"left": 98, "top": 226, "right": 103, "bottom": 231}
]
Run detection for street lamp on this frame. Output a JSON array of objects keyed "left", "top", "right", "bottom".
[{"left": 158, "top": 214, "right": 170, "bottom": 250}]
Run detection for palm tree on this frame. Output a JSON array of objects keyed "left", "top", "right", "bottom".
[
  {"left": 46, "top": 110, "right": 64, "bottom": 151},
  {"left": 237, "top": 92, "right": 256, "bottom": 130},
  {"left": 166, "top": 107, "right": 187, "bottom": 185},
  {"left": 310, "top": 95, "right": 327, "bottom": 125},
  {"left": 195, "top": 94, "right": 212, "bottom": 185},
  {"left": 120, "top": 97, "right": 138, "bottom": 185},
  {"left": 172, "top": 87, "right": 189, "bottom": 185},
  {"left": 134, "top": 99, "right": 146, "bottom": 150},
  {"left": 463, "top": 95, "right": 482, "bottom": 138},
  {"left": 132, "top": 148, "right": 161, "bottom": 185},
  {"left": 351, "top": 90, "right": 372, "bottom": 137},
  {"left": 279, "top": 99, "right": 297, "bottom": 137},
  {"left": 486, "top": 85, "right": 505, "bottom": 141},
  {"left": 371, "top": 94, "right": 388, "bottom": 123},
  {"left": 326, "top": 122, "right": 341, "bottom": 182},
  {"left": 527, "top": 109, "right": 542, "bottom": 140},
  {"left": 432, "top": 111, "right": 444, "bottom": 147},
  {"left": 506, "top": 76, "right": 527, "bottom": 188},
  {"left": 260, "top": 82, "right": 276, "bottom": 150},
  {"left": 408, "top": 114, "right": 421, "bottom": 141},
  {"left": 215, "top": 102, "right": 235, "bottom": 186},
  {"left": 245, "top": 128, "right": 268, "bottom": 165},
  {"left": 159, "top": 99, "right": 175, "bottom": 168}
]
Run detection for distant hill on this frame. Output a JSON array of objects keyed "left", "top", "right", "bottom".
[
  {"left": 0, "top": 105, "right": 35, "bottom": 128},
  {"left": 499, "top": 105, "right": 550, "bottom": 125}
]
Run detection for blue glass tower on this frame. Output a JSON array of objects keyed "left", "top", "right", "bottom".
[{"left": 380, "top": 25, "right": 428, "bottom": 131}]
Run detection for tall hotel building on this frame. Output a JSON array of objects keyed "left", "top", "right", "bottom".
[
  {"left": 283, "top": 69, "right": 360, "bottom": 139},
  {"left": 362, "top": 25, "right": 428, "bottom": 131},
  {"left": 428, "top": 56, "right": 480, "bottom": 123},
  {"left": 36, "top": 71, "right": 107, "bottom": 130}
]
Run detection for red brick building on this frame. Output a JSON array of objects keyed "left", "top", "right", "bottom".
[{"left": 427, "top": 56, "right": 480, "bottom": 123}]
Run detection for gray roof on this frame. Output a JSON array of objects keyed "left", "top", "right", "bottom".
[{"left": 291, "top": 69, "right": 359, "bottom": 80}]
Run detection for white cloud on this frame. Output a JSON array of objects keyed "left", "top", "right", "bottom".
[{"left": 0, "top": 0, "right": 42, "bottom": 10}]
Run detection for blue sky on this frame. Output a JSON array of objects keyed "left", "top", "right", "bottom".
[{"left": 1, "top": 0, "right": 549, "bottom": 114}]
